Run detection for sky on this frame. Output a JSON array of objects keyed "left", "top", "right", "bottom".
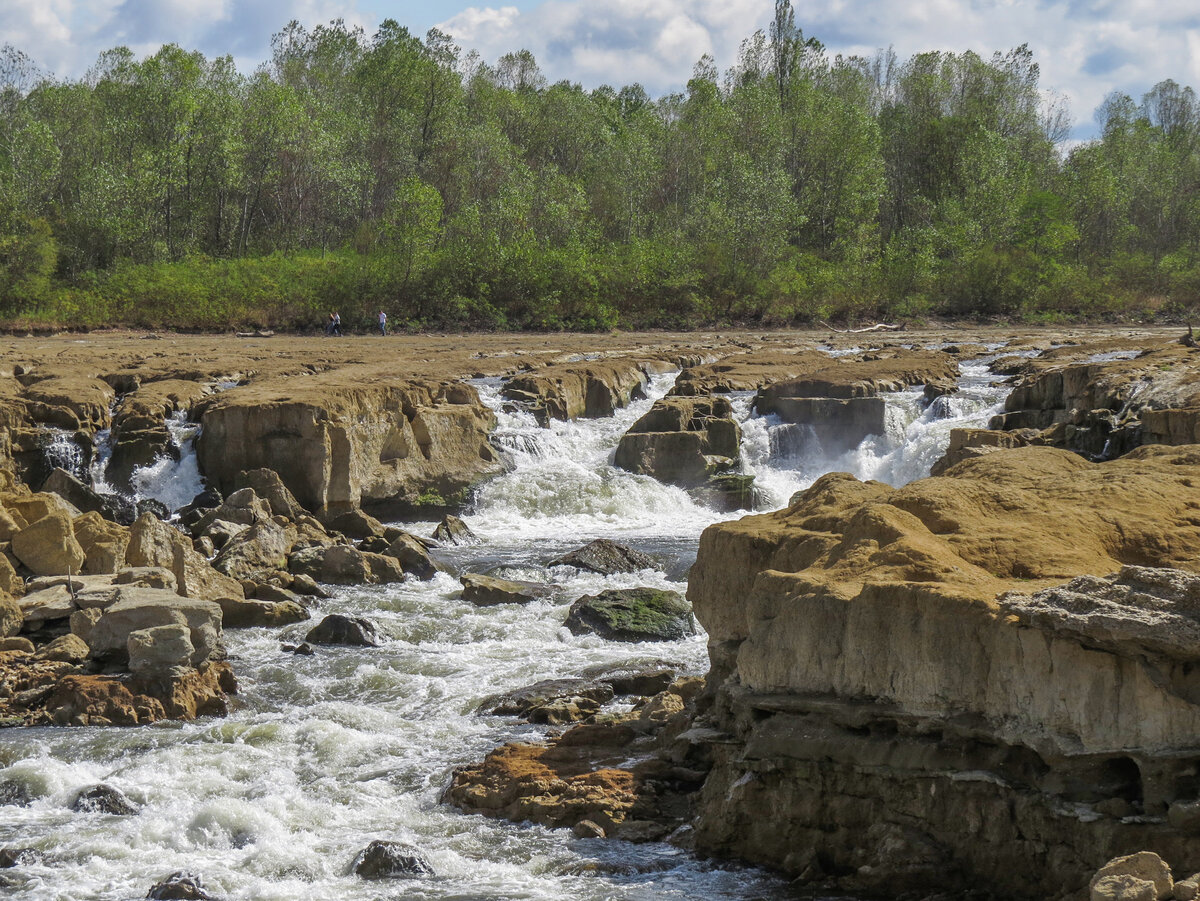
[{"left": 3, "top": 0, "right": 1200, "bottom": 142}]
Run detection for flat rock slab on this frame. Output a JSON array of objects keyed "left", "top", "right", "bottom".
[
  {"left": 461, "top": 573, "right": 553, "bottom": 606},
  {"left": 549, "top": 539, "right": 656, "bottom": 575}
]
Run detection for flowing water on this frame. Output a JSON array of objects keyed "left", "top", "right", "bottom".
[{"left": 2, "top": 357, "right": 1011, "bottom": 901}]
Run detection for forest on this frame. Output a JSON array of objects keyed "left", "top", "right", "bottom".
[{"left": 1, "top": 2, "right": 1199, "bottom": 331}]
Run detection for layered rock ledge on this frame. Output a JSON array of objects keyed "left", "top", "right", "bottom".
[{"left": 685, "top": 444, "right": 1200, "bottom": 899}]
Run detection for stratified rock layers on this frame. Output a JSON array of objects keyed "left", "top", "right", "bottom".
[
  {"left": 196, "top": 377, "right": 498, "bottom": 518},
  {"left": 687, "top": 445, "right": 1200, "bottom": 900}
]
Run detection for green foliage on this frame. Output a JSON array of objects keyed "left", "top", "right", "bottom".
[{"left": 3, "top": 14, "right": 1200, "bottom": 329}]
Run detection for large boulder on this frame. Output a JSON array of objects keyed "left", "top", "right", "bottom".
[
  {"left": 70, "top": 783, "right": 140, "bottom": 815},
  {"left": 195, "top": 378, "right": 499, "bottom": 519},
  {"left": 86, "top": 588, "right": 221, "bottom": 667},
  {"left": 288, "top": 545, "right": 405, "bottom": 585},
  {"left": 230, "top": 468, "right": 305, "bottom": 519},
  {"left": 614, "top": 396, "right": 741, "bottom": 487},
  {"left": 351, "top": 840, "right": 434, "bottom": 879},
  {"left": 503, "top": 358, "right": 657, "bottom": 422},
  {"left": 212, "top": 518, "right": 295, "bottom": 579},
  {"left": 549, "top": 539, "right": 655, "bottom": 575},
  {"left": 432, "top": 514, "right": 475, "bottom": 545},
  {"left": 216, "top": 596, "right": 308, "bottom": 629},
  {"left": 127, "top": 623, "right": 197, "bottom": 679},
  {"left": 478, "top": 677, "right": 615, "bottom": 724},
  {"left": 1090, "top": 853, "right": 1173, "bottom": 901},
  {"left": 125, "top": 514, "right": 245, "bottom": 603},
  {"left": 11, "top": 512, "right": 85, "bottom": 576},
  {"left": 305, "top": 614, "right": 381, "bottom": 647},
  {"left": 564, "top": 588, "right": 696, "bottom": 642},
  {"left": 460, "top": 573, "right": 552, "bottom": 606},
  {"left": 383, "top": 532, "right": 443, "bottom": 580},
  {"left": 72, "top": 511, "right": 129, "bottom": 574}
]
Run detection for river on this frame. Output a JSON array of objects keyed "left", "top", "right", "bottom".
[{"left": 0, "top": 357, "right": 1010, "bottom": 900}]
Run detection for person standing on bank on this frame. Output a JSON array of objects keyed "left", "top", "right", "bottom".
[
  {"left": 378, "top": 309, "right": 387, "bottom": 336},
  {"left": 332, "top": 311, "right": 342, "bottom": 336}
]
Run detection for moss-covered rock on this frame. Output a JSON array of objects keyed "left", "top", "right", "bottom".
[{"left": 564, "top": 588, "right": 695, "bottom": 642}]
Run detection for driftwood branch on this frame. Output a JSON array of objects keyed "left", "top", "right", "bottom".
[
  {"left": 1183, "top": 324, "right": 1197, "bottom": 348},
  {"left": 819, "top": 321, "right": 902, "bottom": 334}
]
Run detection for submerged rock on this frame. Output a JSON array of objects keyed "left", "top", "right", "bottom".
[
  {"left": 70, "top": 783, "right": 140, "bottom": 816},
  {"left": 460, "top": 573, "right": 552, "bottom": 606},
  {"left": 432, "top": 514, "right": 475, "bottom": 545},
  {"left": 564, "top": 588, "right": 695, "bottom": 642},
  {"left": 477, "top": 677, "right": 615, "bottom": 724},
  {"left": 146, "top": 871, "right": 218, "bottom": 900},
  {"left": 304, "top": 614, "right": 381, "bottom": 647},
  {"left": 350, "top": 840, "right": 434, "bottom": 879},
  {"left": 0, "top": 848, "right": 40, "bottom": 868},
  {"left": 548, "top": 539, "right": 655, "bottom": 575}
]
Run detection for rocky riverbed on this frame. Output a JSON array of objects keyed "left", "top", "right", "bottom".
[{"left": 2, "top": 325, "right": 1200, "bottom": 900}]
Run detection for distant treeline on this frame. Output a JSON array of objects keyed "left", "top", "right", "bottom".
[{"left": 2, "top": 2, "right": 1199, "bottom": 331}]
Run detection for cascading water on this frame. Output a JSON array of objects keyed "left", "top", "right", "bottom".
[
  {"left": 39, "top": 428, "right": 87, "bottom": 481},
  {"left": 1, "top": 353, "right": 1012, "bottom": 901}
]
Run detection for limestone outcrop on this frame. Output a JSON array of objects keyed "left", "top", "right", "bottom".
[
  {"left": 684, "top": 444, "right": 1200, "bottom": 899},
  {"left": 503, "top": 358, "right": 667, "bottom": 423},
  {"left": 755, "top": 349, "right": 959, "bottom": 453},
  {"left": 196, "top": 376, "right": 499, "bottom": 518},
  {"left": 988, "top": 336, "right": 1200, "bottom": 459},
  {"left": 614, "top": 396, "right": 741, "bottom": 488}
]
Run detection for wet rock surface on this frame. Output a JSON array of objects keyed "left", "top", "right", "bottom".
[
  {"left": 350, "top": 840, "right": 434, "bottom": 879},
  {"left": 564, "top": 588, "right": 696, "bottom": 642},
  {"left": 548, "top": 539, "right": 656, "bottom": 575}
]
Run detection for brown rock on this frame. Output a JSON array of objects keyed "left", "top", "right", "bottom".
[
  {"left": 212, "top": 518, "right": 295, "bottom": 579},
  {"left": 32, "top": 633, "right": 89, "bottom": 663},
  {"left": 460, "top": 573, "right": 552, "bottom": 606},
  {"left": 11, "top": 512, "right": 85, "bottom": 576},
  {"left": 72, "top": 511, "right": 129, "bottom": 574},
  {"left": 383, "top": 532, "right": 443, "bottom": 580},
  {"left": 125, "top": 514, "right": 244, "bottom": 602}
]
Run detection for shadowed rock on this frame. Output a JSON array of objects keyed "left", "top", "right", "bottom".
[
  {"left": 351, "top": 840, "right": 434, "bottom": 879},
  {"left": 564, "top": 589, "right": 695, "bottom": 642},
  {"left": 304, "top": 614, "right": 380, "bottom": 647},
  {"left": 548, "top": 539, "right": 655, "bottom": 575}
]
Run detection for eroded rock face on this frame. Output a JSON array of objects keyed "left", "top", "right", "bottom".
[
  {"left": 614, "top": 396, "right": 741, "bottom": 488},
  {"left": 502, "top": 358, "right": 661, "bottom": 423},
  {"left": 685, "top": 444, "right": 1200, "bottom": 898},
  {"left": 755, "top": 350, "right": 959, "bottom": 454},
  {"left": 196, "top": 377, "right": 499, "bottom": 519}
]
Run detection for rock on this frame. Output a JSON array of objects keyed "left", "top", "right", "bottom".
[
  {"left": 478, "top": 678, "right": 615, "bottom": 723},
  {"left": 687, "top": 473, "right": 760, "bottom": 512},
  {"left": 196, "top": 378, "right": 499, "bottom": 519},
  {"left": 230, "top": 468, "right": 304, "bottom": 519},
  {"left": 248, "top": 582, "right": 299, "bottom": 604},
  {"left": 351, "top": 840, "right": 434, "bottom": 879},
  {"left": 125, "top": 514, "right": 245, "bottom": 603},
  {"left": 614, "top": 395, "right": 741, "bottom": 487},
  {"left": 40, "top": 661, "right": 236, "bottom": 725},
  {"left": 564, "top": 588, "right": 696, "bottom": 642},
  {"left": 383, "top": 531, "right": 443, "bottom": 580},
  {"left": 0, "top": 593, "right": 19, "bottom": 638},
  {"left": 7, "top": 492, "right": 82, "bottom": 525},
  {"left": 136, "top": 499, "right": 171, "bottom": 522},
  {"left": 32, "top": 633, "right": 89, "bottom": 663},
  {"left": 197, "top": 487, "right": 271, "bottom": 529},
  {"left": 930, "top": 427, "right": 1036, "bottom": 476},
  {"left": 41, "top": 468, "right": 112, "bottom": 518},
  {"left": 1091, "top": 853, "right": 1173, "bottom": 900},
  {"left": 683, "top": 443, "right": 1200, "bottom": 899},
  {"left": 212, "top": 519, "right": 295, "bottom": 579},
  {"left": 1175, "top": 875, "right": 1200, "bottom": 901},
  {"left": 216, "top": 597, "right": 308, "bottom": 629},
  {"left": 0, "top": 780, "right": 32, "bottom": 806},
  {"left": 548, "top": 539, "right": 655, "bottom": 575},
  {"left": 146, "top": 871, "right": 217, "bottom": 900},
  {"left": 460, "top": 573, "right": 552, "bottom": 606},
  {"left": 573, "top": 819, "right": 606, "bottom": 838},
  {"left": 287, "top": 545, "right": 405, "bottom": 585},
  {"left": 1092, "top": 875, "right": 1159, "bottom": 901},
  {"left": 503, "top": 358, "right": 654, "bottom": 422},
  {"left": 281, "top": 642, "right": 313, "bottom": 656},
  {"left": 578, "top": 663, "right": 680, "bottom": 696},
  {"left": 86, "top": 588, "right": 222, "bottom": 667},
  {"left": 115, "top": 567, "right": 177, "bottom": 591},
  {"left": 304, "top": 614, "right": 381, "bottom": 647},
  {"left": 0, "top": 848, "right": 39, "bottom": 867},
  {"left": 193, "top": 536, "right": 215, "bottom": 557},
  {"left": 70, "top": 783, "right": 139, "bottom": 815},
  {"left": 11, "top": 512, "right": 85, "bottom": 576},
  {"left": 127, "top": 624, "right": 196, "bottom": 679},
  {"left": 327, "top": 510, "right": 385, "bottom": 540},
  {"left": 286, "top": 573, "right": 329, "bottom": 599},
  {"left": 18, "top": 584, "right": 75, "bottom": 629},
  {"left": 198, "top": 519, "right": 245, "bottom": 550},
  {"left": 432, "top": 514, "right": 475, "bottom": 545},
  {"left": 1169, "top": 801, "right": 1200, "bottom": 833},
  {"left": 0, "top": 637, "right": 34, "bottom": 653},
  {"left": 69, "top": 607, "right": 103, "bottom": 644},
  {"left": 0, "top": 554, "right": 22, "bottom": 600},
  {"left": 72, "top": 511, "right": 129, "bottom": 574}
]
